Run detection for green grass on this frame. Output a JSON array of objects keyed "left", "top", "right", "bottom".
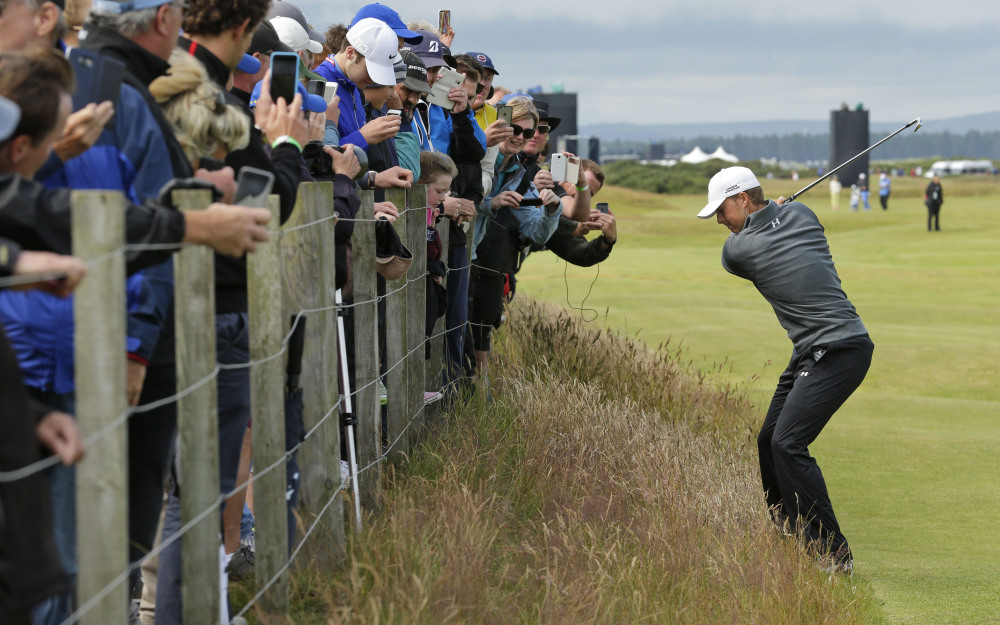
[{"left": 519, "top": 175, "right": 1000, "bottom": 624}]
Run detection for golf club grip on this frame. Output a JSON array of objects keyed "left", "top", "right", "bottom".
[{"left": 287, "top": 315, "right": 307, "bottom": 377}]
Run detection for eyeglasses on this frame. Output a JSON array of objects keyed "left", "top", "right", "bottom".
[
  {"left": 537, "top": 124, "right": 550, "bottom": 134},
  {"left": 511, "top": 125, "right": 536, "bottom": 139}
]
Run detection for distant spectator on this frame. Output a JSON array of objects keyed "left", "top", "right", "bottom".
[
  {"left": 829, "top": 175, "right": 842, "bottom": 211},
  {"left": 878, "top": 171, "right": 890, "bottom": 210},
  {"left": 925, "top": 174, "right": 943, "bottom": 231}
]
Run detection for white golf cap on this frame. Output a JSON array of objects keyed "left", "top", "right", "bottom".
[
  {"left": 346, "top": 17, "right": 403, "bottom": 87},
  {"left": 269, "top": 16, "right": 322, "bottom": 54},
  {"left": 697, "top": 166, "right": 761, "bottom": 219}
]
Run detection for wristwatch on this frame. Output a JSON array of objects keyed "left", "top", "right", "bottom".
[{"left": 600, "top": 234, "right": 616, "bottom": 249}]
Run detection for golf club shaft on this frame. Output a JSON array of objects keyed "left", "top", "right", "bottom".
[{"left": 786, "top": 117, "right": 922, "bottom": 203}]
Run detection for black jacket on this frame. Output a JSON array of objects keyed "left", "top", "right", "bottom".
[
  {"left": 544, "top": 217, "right": 612, "bottom": 268},
  {"left": 0, "top": 173, "right": 185, "bottom": 275},
  {"left": 181, "top": 37, "right": 305, "bottom": 314},
  {"left": 0, "top": 240, "right": 69, "bottom": 616}
]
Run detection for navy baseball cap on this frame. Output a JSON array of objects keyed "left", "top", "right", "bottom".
[
  {"left": 465, "top": 51, "right": 498, "bottom": 76},
  {"left": 0, "top": 96, "right": 20, "bottom": 143},
  {"left": 402, "top": 30, "right": 452, "bottom": 69},
  {"left": 350, "top": 3, "right": 422, "bottom": 43}
]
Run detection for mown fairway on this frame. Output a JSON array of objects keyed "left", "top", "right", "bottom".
[{"left": 519, "top": 175, "right": 1000, "bottom": 624}]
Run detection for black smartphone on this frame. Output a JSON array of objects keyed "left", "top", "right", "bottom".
[
  {"left": 496, "top": 104, "right": 512, "bottom": 126},
  {"left": 518, "top": 197, "right": 543, "bottom": 207},
  {"left": 233, "top": 167, "right": 275, "bottom": 208},
  {"left": 597, "top": 202, "right": 610, "bottom": 214},
  {"left": 94, "top": 55, "right": 125, "bottom": 111},
  {"left": 307, "top": 79, "right": 325, "bottom": 97},
  {"left": 438, "top": 10, "right": 451, "bottom": 35},
  {"left": 269, "top": 52, "right": 300, "bottom": 104},
  {"left": 68, "top": 49, "right": 124, "bottom": 113}
]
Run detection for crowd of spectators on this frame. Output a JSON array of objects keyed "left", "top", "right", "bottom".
[{"left": 0, "top": 1, "right": 618, "bottom": 623}]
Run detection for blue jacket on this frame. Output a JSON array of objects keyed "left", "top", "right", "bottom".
[
  {"left": 472, "top": 153, "right": 559, "bottom": 259},
  {"left": 0, "top": 83, "right": 175, "bottom": 392},
  {"left": 427, "top": 104, "right": 486, "bottom": 162},
  {"left": 316, "top": 57, "right": 371, "bottom": 153}
]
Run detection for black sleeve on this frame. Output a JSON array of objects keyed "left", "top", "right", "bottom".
[
  {"left": 0, "top": 173, "right": 185, "bottom": 275},
  {"left": 448, "top": 110, "right": 487, "bottom": 165},
  {"left": 544, "top": 217, "right": 611, "bottom": 268},
  {"left": 225, "top": 127, "right": 302, "bottom": 224},
  {"left": 333, "top": 174, "right": 360, "bottom": 246}
]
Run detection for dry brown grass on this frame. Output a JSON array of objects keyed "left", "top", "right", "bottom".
[{"left": 275, "top": 299, "right": 883, "bottom": 625}]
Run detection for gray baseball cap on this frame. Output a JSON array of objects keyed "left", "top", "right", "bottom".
[
  {"left": 394, "top": 50, "right": 430, "bottom": 93},
  {"left": 0, "top": 96, "right": 21, "bottom": 143}
]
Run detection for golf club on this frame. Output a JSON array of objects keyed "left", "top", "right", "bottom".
[
  {"left": 785, "top": 117, "right": 923, "bottom": 204},
  {"left": 335, "top": 288, "right": 362, "bottom": 527}
]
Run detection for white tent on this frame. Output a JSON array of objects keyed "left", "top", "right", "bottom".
[
  {"left": 709, "top": 146, "right": 738, "bottom": 163},
  {"left": 680, "top": 146, "right": 710, "bottom": 164}
]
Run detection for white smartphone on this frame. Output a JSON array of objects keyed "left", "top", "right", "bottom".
[
  {"left": 424, "top": 66, "right": 464, "bottom": 110},
  {"left": 550, "top": 153, "right": 567, "bottom": 183},
  {"left": 565, "top": 155, "right": 581, "bottom": 186},
  {"left": 323, "top": 82, "right": 338, "bottom": 104}
]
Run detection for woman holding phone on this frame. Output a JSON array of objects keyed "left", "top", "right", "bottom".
[{"left": 469, "top": 95, "right": 561, "bottom": 382}]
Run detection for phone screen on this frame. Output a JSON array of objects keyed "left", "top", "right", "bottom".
[
  {"left": 596, "top": 203, "right": 609, "bottom": 214},
  {"left": 519, "top": 197, "right": 543, "bottom": 207},
  {"left": 307, "top": 79, "right": 324, "bottom": 97},
  {"left": 438, "top": 10, "right": 451, "bottom": 34},
  {"left": 270, "top": 53, "right": 299, "bottom": 104},
  {"left": 233, "top": 167, "right": 275, "bottom": 208}
]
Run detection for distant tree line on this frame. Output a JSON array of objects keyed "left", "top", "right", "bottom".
[{"left": 603, "top": 131, "right": 1000, "bottom": 162}]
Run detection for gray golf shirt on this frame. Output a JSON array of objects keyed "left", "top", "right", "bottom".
[{"left": 721, "top": 200, "right": 868, "bottom": 353}]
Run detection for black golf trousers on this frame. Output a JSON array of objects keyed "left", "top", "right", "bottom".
[{"left": 757, "top": 334, "right": 874, "bottom": 554}]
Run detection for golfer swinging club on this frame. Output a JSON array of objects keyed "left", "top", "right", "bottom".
[{"left": 698, "top": 166, "right": 873, "bottom": 573}]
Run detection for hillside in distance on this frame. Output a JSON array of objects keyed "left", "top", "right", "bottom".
[{"left": 581, "top": 111, "right": 1000, "bottom": 141}]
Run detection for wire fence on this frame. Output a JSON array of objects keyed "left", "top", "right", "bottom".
[{"left": 2, "top": 182, "right": 489, "bottom": 625}]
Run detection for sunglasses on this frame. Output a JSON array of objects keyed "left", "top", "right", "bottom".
[
  {"left": 537, "top": 124, "right": 550, "bottom": 134},
  {"left": 511, "top": 125, "right": 536, "bottom": 139}
]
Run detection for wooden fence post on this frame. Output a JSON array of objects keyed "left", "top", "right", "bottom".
[
  {"left": 405, "top": 185, "right": 427, "bottom": 442},
  {"left": 352, "top": 191, "right": 380, "bottom": 510},
  {"left": 383, "top": 188, "right": 409, "bottom": 463},
  {"left": 172, "top": 189, "right": 221, "bottom": 625},
  {"left": 279, "top": 182, "right": 345, "bottom": 564},
  {"left": 73, "top": 190, "right": 128, "bottom": 625},
  {"left": 247, "top": 194, "right": 288, "bottom": 616}
]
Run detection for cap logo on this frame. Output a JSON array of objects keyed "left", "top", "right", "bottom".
[
  {"left": 476, "top": 54, "right": 487, "bottom": 62},
  {"left": 725, "top": 184, "right": 740, "bottom": 193},
  {"left": 354, "top": 39, "right": 369, "bottom": 54},
  {"left": 428, "top": 41, "right": 439, "bottom": 53}
]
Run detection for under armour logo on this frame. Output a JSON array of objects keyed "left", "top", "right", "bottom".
[
  {"left": 771, "top": 218, "right": 781, "bottom": 228},
  {"left": 799, "top": 371, "right": 809, "bottom": 377}
]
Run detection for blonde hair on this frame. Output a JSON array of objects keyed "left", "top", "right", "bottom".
[
  {"left": 149, "top": 50, "right": 250, "bottom": 164},
  {"left": 418, "top": 151, "right": 457, "bottom": 183},
  {"left": 506, "top": 95, "right": 538, "bottom": 127}
]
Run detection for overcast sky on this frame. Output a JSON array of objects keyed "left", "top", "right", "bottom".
[{"left": 296, "top": 0, "right": 1000, "bottom": 127}]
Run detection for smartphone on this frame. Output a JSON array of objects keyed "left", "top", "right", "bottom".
[
  {"left": 269, "top": 52, "right": 300, "bottom": 104},
  {"left": 385, "top": 109, "right": 402, "bottom": 116},
  {"left": 323, "top": 82, "right": 338, "bottom": 104},
  {"left": 233, "top": 167, "right": 275, "bottom": 208},
  {"left": 518, "top": 197, "right": 543, "bottom": 207},
  {"left": 596, "top": 202, "right": 609, "bottom": 214},
  {"left": 307, "top": 79, "right": 325, "bottom": 97},
  {"left": 424, "top": 66, "right": 464, "bottom": 110},
  {"left": 550, "top": 153, "right": 567, "bottom": 183},
  {"left": 438, "top": 10, "right": 451, "bottom": 35},
  {"left": 68, "top": 48, "right": 125, "bottom": 117},
  {"left": 496, "top": 104, "right": 513, "bottom": 126},
  {"left": 565, "top": 155, "right": 581, "bottom": 186}
]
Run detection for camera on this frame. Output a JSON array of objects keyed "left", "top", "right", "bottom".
[{"left": 301, "top": 141, "right": 369, "bottom": 181}]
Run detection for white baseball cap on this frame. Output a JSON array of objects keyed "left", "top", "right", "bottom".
[
  {"left": 269, "top": 16, "right": 322, "bottom": 55},
  {"left": 346, "top": 17, "right": 403, "bottom": 87},
  {"left": 697, "top": 166, "right": 761, "bottom": 219}
]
